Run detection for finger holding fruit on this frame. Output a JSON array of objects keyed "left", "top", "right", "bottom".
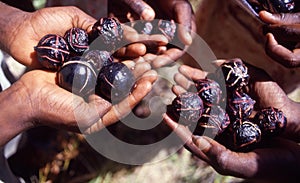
[{"left": 162, "top": 58, "right": 300, "bottom": 181}]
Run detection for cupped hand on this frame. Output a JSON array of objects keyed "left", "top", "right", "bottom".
[
  {"left": 0, "top": 59, "right": 157, "bottom": 146},
  {"left": 163, "top": 59, "right": 300, "bottom": 181},
  {"left": 4, "top": 5, "right": 167, "bottom": 68},
  {"left": 109, "top": 0, "right": 196, "bottom": 68},
  {"left": 259, "top": 10, "right": 300, "bottom": 67}
]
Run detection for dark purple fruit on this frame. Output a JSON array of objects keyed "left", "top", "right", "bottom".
[
  {"left": 260, "top": 0, "right": 295, "bottom": 13},
  {"left": 64, "top": 27, "right": 89, "bottom": 55},
  {"left": 196, "top": 106, "right": 230, "bottom": 136},
  {"left": 90, "top": 17, "right": 123, "bottom": 51},
  {"left": 133, "top": 21, "right": 153, "bottom": 35},
  {"left": 227, "top": 91, "right": 256, "bottom": 121},
  {"left": 83, "top": 50, "right": 113, "bottom": 72},
  {"left": 234, "top": 121, "right": 261, "bottom": 150},
  {"left": 57, "top": 59, "right": 97, "bottom": 96},
  {"left": 194, "top": 79, "right": 223, "bottom": 107},
  {"left": 96, "top": 62, "right": 135, "bottom": 103},
  {"left": 153, "top": 19, "right": 176, "bottom": 41},
  {"left": 35, "top": 34, "right": 70, "bottom": 70},
  {"left": 216, "top": 59, "right": 249, "bottom": 90},
  {"left": 170, "top": 92, "right": 204, "bottom": 125},
  {"left": 254, "top": 107, "right": 287, "bottom": 137}
]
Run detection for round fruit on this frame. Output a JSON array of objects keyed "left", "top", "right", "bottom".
[
  {"left": 64, "top": 27, "right": 89, "bottom": 55},
  {"left": 216, "top": 59, "right": 249, "bottom": 90},
  {"left": 90, "top": 17, "right": 123, "bottom": 51},
  {"left": 170, "top": 92, "right": 204, "bottom": 125},
  {"left": 133, "top": 21, "right": 153, "bottom": 35},
  {"left": 197, "top": 106, "right": 230, "bottom": 135},
  {"left": 156, "top": 19, "right": 177, "bottom": 41},
  {"left": 254, "top": 107, "right": 287, "bottom": 137},
  {"left": 234, "top": 121, "right": 261, "bottom": 151},
  {"left": 227, "top": 91, "right": 256, "bottom": 121},
  {"left": 96, "top": 62, "right": 135, "bottom": 103},
  {"left": 83, "top": 50, "right": 113, "bottom": 72},
  {"left": 35, "top": 34, "right": 70, "bottom": 70},
  {"left": 194, "top": 78, "right": 223, "bottom": 107},
  {"left": 57, "top": 59, "right": 97, "bottom": 96}
]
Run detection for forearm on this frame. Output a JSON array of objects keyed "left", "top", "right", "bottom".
[
  {"left": 0, "top": 2, "right": 28, "bottom": 54},
  {"left": 0, "top": 84, "right": 33, "bottom": 147}
]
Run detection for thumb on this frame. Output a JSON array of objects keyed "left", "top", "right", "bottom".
[
  {"left": 123, "top": 0, "right": 155, "bottom": 21},
  {"left": 259, "top": 10, "right": 300, "bottom": 24}
]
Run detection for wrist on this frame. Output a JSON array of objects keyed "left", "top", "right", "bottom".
[{"left": 0, "top": 83, "right": 34, "bottom": 147}]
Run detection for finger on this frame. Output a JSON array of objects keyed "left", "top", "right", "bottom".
[
  {"left": 131, "top": 61, "right": 151, "bottom": 78},
  {"left": 114, "top": 43, "right": 147, "bottom": 59},
  {"left": 151, "top": 48, "right": 184, "bottom": 68},
  {"left": 192, "top": 136, "right": 260, "bottom": 178},
  {"left": 123, "top": 25, "right": 169, "bottom": 45},
  {"left": 259, "top": 10, "right": 300, "bottom": 24},
  {"left": 163, "top": 113, "right": 210, "bottom": 162},
  {"left": 174, "top": 73, "right": 194, "bottom": 90},
  {"left": 265, "top": 33, "right": 300, "bottom": 67},
  {"left": 173, "top": 1, "right": 193, "bottom": 45},
  {"left": 178, "top": 65, "right": 208, "bottom": 81},
  {"left": 122, "top": 0, "right": 155, "bottom": 20},
  {"left": 172, "top": 85, "right": 187, "bottom": 96},
  {"left": 264, "top": 24, "right": 300, "bottom": 42}
]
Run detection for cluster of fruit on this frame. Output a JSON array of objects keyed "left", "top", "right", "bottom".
[
  {"left": 34, "top": 17, "right": 135, "bottom": 102},
  {"left": 248, "top": 0, "right": 297, "bottom": 14},
  {"left": 168, "top": 59, "right": 287, "bottom": 151}
]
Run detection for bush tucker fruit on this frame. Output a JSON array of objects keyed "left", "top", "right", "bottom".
[
  {"left": 83, "top": 50, "right": 113, "bottom": 72},
  {"left": 233, "top": 121, "right": 261, "bottom": 151},
  {"left": 216, "top": 59, "right": 249, "bottom": 90},
  {"left": 90, "top": 17, "right": 123, "bottom": 51},
  {"left": 133, "top": 21, "right": 153, "bottom": 35},
  {"left": 194, "top": 79, "right": 223, "bottom": 107},
  {"left": 170, "top": 92, "right": 204, "bottom": 125},
  {"left": 259, "top": 0, "right": 295, "bottom": 13},
  {"left": 64, "top": 27, "right": 89, "bottom": 55},
  {"left": 157, "top": 19, "right": 177, "bottom": 41},
  {"left": 254, "top": 107, "right": 287, "bottom": 137},
  {"left": 96, "top": 62, "right": 135, "bottom": 103},
  {"left": 227, "top": 91, "right": 256, "bottom": 121},
  {"left": 57, "top": 59, "right": 97, "bottom": 97},
  {"left": 35, "top": 34, "right": 70, "bottom": 70},
  {"left": 197, "top": 106, "right": 230, "bottom": 135}
]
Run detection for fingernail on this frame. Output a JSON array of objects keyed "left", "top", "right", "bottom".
[
  {"left": 184, "top": 32, "right": 193, "bottom": 45},
  {"left": 192, "top": 135, "right": 211, "bottom": 151},
  {"left": 141, "top": 8, "right": 155, "bottom": 21}
]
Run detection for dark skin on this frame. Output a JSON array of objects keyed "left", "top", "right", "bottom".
[
  {"left": 0, "top": 3, "right": 160, "bottom": 147},
  {"left": 260, "top": 10, "right": 300, "bottom": 68},
  {"left": 110, "top": 0, "right": 196, "bottom": 68},
  {"left": 163, "top": 59, "right": 300, "bottom": 182}
]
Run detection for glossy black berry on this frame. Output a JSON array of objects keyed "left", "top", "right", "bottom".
[
  {"left": 170, "top": 92, "right": 204, "bottom": 125},
  {"left": 234, "top": 121, "right": 261, "bottom": 151},
  {"left": 64, "top": 27, "right": 89, "bottom": 55},
  {"left": 196, "top": 106, "right": 230, "bottom": 136},
  {"left": 57, "top": 59, "right": 97, "bottom": 96},
  {"left": 254, "top": 107, "right": 287, "bottom": 137},
  {"left": 83, "top": 50, "right": 113, "bottom": 72},
  {"left": 227, "top": 91, "right": 256, "bottom": 121},
  {"left": 96, "top": 62, "right": 135, "bottom": 103},
  {"left": 35, "top": 34, "right": 70, "bottom": 70},
  {"left": 156, "top": 19, "right": 177, "bottom": 41},
  {"left": 216, "top": 59, "right": 249, "bottom": 90},
  {"left": 90, "top": 17, "right": 123, "bottom": 51},
  {"left": 133, "top": 21, "right": 153, "bottom": 35},
  {"left": 194, "top": 79, "right": 223, "bottom": 107},
  {"left": 260, "top": 0, "right": 295, "bottom": 13}
]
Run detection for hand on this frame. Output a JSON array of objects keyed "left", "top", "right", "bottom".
[
  {"left": 109, "top": 0, "right": 196, "bottom": 68},
  {"left": 163, "top": 59, "right": 300, "bottom": 181},
  {"left": 0, "top": 60, "right": 157, "bottom": 147},
  {"left": 259, "top": 10, "right": 300, "bottom": 68},
  {"left": 1, "top": 4, "right": 167, "bottom": 68}
]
